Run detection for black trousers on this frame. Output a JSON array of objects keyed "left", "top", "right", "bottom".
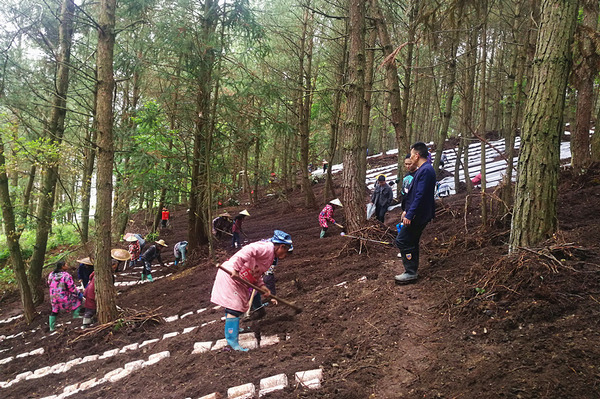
[
  {"left": 375, "top": 204, "right": 388, "bottom": 223},
  {"left": 395, "top": 221, "right": 428, "bottom": 275}
]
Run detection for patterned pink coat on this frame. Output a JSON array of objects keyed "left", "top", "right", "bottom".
[
  {"left": 319, "top": 204, "right": 336, "bottom": 228},
  {"left": 210, "top": 241, "right": 275, "bottom": 313},
  {"left": 48, "top": 271, "right": 81, "bottom": 313}
]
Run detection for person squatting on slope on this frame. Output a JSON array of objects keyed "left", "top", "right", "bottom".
[
  {"left": 395, "top": 141, "right": 436, "bottom": 284},
  {"left": 232, "top": 210, "right": 250, "bottom": 249},
  {"left": 140, "top": 239, "right": 167, "bottom": 281},
  {"left": 371, "top": 174, "right": 394, "bottom": 223},
  {"left": 210, "top": 230, "right": 293, "bottom": 351},
  {"left": 319, "top": 198, "right": 343, "bottom": 238},
  {"left": 48, "top": 261, "right": 83, "bottom": 332},
  {"left": 174, "top": 241, "right": 188, "bottom": 266}
]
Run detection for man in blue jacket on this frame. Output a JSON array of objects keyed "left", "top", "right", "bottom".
[{"left": 395, "top": 142, "right": 436, "bottom": 284}]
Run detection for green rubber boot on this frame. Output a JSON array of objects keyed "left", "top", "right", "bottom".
[
  {"left": 319, "top": 229, "right": 326, "bottom": 239},
  {"left": 141, "top": 273, "right": 146, "bottom": 281},
  {"left": 147, "top": 274, "right": 153, "bottom": 282},
  {"left": 49, "top": 315, "right": 57, "bottom": 332},
  {"left": 73, "top": 307, "right": 82, "bottom": 318}
]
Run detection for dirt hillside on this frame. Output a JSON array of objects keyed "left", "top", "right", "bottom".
[{"left": 1, "top": 164, "right": 600, "bottom": 399}]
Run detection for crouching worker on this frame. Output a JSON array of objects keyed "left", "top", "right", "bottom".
[
  {"left": 174, "top": 241, "right": 188, "bottom": 266},
  {"left": 210, "top": 230, "right": 293, "bottom": 351},
  {"left": 140, "top": 239, "right": 167, "bottom": 281},
  {"left": 48, "top": 261, "right": 83, "bottom": 332},
  {"left": 82, "top": 272, "right": 96, "bottom": 328}
]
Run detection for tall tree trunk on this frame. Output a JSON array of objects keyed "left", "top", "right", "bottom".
[
  {"left": 27, "top": 0, "right": 75, "bottom": 304},
  {"left": 360, "top": 20, "right": 376, "bottom": 180},
  {"left": 298, "top": 5, "right": 316, "bottom": 208},
  {"left": 80, "top": 115, "right": 97, "bottom": 243},
  {"left": 324, "top": 19, "right": 348, "bottom": 201},
  {"left": 188, "top": 0, "right": 217, "bottom": 250},
  {"left": 571, "top": 0, "right": 599, "bottom": 173},
  {"left": 479, "top": 2, "right": 488, "bottom": 225},
  {"left": 0, "top": 135, "right": 35, "bottom": 323},
  {"left": 341, "top": 0, "right": 367, "bottom": 232},
  {"left": 501, "top": 1, "right": 528, "bottom": 207},
  {"left": 510, "top": 0, "right": 578, "bottom": 251},
  {"left": 372, "top": 0, "right": 408, "bottom": 172},
  {"left": 94, "top": 0, "right": 118, "bottom": 323},
  {"left": 461, "top": 10, "right": 476, "bottom": 194},
  {"left": 20, "top": 164, "right": 36, "bottom": 226}
]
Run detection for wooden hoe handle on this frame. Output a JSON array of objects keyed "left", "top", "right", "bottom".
[{"left": 216, "top": 264, "right": 303, "bottom": 314}]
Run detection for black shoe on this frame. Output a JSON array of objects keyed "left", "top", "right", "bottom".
[{"left": 394, "top": 272, "right": 418, "bottom": 284}]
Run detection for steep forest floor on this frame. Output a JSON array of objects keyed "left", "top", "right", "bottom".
[{"left": 1, "top": 163, "right": 600, "bottom": 399}]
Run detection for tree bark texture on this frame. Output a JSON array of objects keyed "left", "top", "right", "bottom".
[
  {"left": 341, "top": 0, "right": 367, "bottom": 233},
  {"left": 372, "top": 0, "right": 408, "bottom": 164},
  {"left": 298, "top": 5, "right": 316, "bottom": 208},
  {"left": 509, "top": 0, "right": 578, "bottom": 251},
  {"left": 0, "top": 136, "right": 35, "bottom": 323},
  {"left": 188, "top": 0, "right": 217, "bottom": 250},
  {"left": 571, "top": 0, "right": 599, "bottom": 173},
  {"left": 94, "top": 0, "right": 119, "bottom": 323},
  {"left": 27, "top": 0, "right": 75, "bottom": 304}
]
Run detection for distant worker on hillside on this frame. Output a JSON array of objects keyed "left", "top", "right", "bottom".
[
  {"left": 161, "top": 207, "right": 170, "bottom": 228},
  {"left": 371, "top": 174, "right": 394, "bottom": 223},
  {"left": 210, "top": 230, "right": 293, "bottom": 351},
  {"left": 213, "top": 212, "right": 233, "bottom": 238},
  {"left": 48, "top": 261, "right": 83, "bottom": 332},
  {"left": 174, "top": 240, "right": 188, "bottom": 266},
  {"left": 471, "top": 172, "right": 482, "bottom": 187},
  {"left": 322, "top": 159, "right": 329, "bottom": 172},
  {"left": 232, "top": 210, "right": 250, "bottom": 249},
  {"left": 439, "top": 153, "right": 449, "bottom": 169},
  {"left": 125, "top": 235, "right": 141, "bottom": 270},
  {"left": 140, "top": 239, "right": 167, "bottom": 281},
  {"left": 394, "top": 142, "right": 436, "bottom": 284},
  {"left": 319, "top": 198, "right": 343, "bottom": 238}
]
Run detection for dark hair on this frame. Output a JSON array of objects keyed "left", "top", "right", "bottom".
[
  {"left": 411, "top": 142, "right": 429, "bottom": 159},
  {"left": 377, "top": 175, "right": 386, "bottom": 182},
  {"left": 405, "top": 153, "right": 411, "bottom": 159},
  {"left": 54, "top": 260, "right": 66, "bottom": 272}
]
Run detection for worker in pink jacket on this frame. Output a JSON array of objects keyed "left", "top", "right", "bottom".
[{"left": 210, "top": 230, "right": 293, "bottom": 351}]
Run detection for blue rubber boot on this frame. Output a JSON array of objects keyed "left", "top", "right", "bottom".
[{"left": 224, "top": 317, "right": 248, "bottom": 352}]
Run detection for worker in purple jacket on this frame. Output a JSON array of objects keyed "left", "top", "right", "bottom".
[{"left": 394, "top": 142, "right": 436, "bottom": 284}]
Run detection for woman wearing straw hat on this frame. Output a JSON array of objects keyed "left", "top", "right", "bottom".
[
  {"left": 125, "top": 234, "right": 141, "bottom": 270},
  {"left": 76, "top": 257, "right": 94, "bottom": 288},
  {"left": 232, "top": 210, "right": 250, "bottom": 249},
  {"left": 140, "top": 239, "right": 167, "bottom": 281},
  {"left": 318, "top": 198, "right": 343, "bottom": 238},
  {"left": 111, "top": 248, "right": 131, "bottom": 274}
]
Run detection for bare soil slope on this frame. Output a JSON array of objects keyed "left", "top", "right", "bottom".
[{"left": 1, "top": 165, "right": 600, "bottom": 399}]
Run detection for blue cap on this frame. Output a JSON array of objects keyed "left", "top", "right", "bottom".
[{"left": 271, "top": 230, "right": 293, "bottom": 249}]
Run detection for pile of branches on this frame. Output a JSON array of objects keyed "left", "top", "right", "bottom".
[
  {"left": 336, "top": 223, "right": 397, "bottom": 257},
  {"left": 68, "top": 307, "right": 163, "bottom": 344}
]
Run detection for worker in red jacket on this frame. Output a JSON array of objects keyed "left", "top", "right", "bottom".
[{"left": 161, "top": 207, "right": 170, "bottom": 228}]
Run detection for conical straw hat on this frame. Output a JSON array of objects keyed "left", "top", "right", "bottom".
[
  {"left": 111, "top": 248, "right": 131, "bottom": 261},
  {"left": 76, "top": 257, "right": 94, "bottom": 266}
]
